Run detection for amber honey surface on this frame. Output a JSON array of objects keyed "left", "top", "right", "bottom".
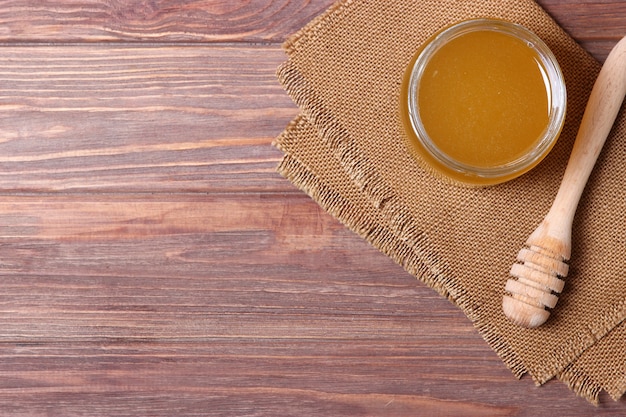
[
  {"left": 419, "top": 30, "right": 550, "bottom": 167},
  {"left": 402, "top": 20, "right": 565, "bottom": 186}
]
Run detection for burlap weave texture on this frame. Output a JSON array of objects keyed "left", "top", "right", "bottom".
[{"left": 274, "top": 0, "right": 626, "bottom": 403}]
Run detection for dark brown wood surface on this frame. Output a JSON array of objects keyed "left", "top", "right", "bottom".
[{"left": 0, "top": 1, "right": 623, "bottom": 416}]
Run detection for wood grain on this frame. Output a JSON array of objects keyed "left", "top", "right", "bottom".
[
  {"left": 0, "top": 193, "right": 623, "bottom": 416},
  {"left": 0, "top": 0, "right": 620, "bottom": 61},
  {"left": 0, "top": 1, "right": 624, "bottom": 416},
  {"left": 0, "top": 45, "right": 294, "bottom": 193},
  {"left": 0, "top": 0, "right": 335, "bottom": 43},
  {"left": 539, "top": 0, "right": 626, "bottom": 60}
]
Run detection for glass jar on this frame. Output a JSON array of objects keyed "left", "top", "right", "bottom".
[{"left": 401, "top": 18, "right": 567, "bottom": 186}]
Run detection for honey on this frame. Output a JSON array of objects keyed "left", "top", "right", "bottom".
[{"left": 402, "top": 19, "right": 566, "bottom": 186}]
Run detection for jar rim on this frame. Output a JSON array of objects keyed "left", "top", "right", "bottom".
[{"left": 406, "top": 18, "right": 567, "bottom": 179}]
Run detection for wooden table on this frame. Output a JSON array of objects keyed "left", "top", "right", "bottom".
[{"left": 0, "top": 1, "right": 623, "bottom": 415}]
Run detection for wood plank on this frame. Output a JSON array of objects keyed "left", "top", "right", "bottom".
[
  {"left": 0, "top": 0, "right": 335, "bottom": 43},
  {"left": 0, "top": 193, "right": 468, "bottom": 344},
  {"left": 0, "top": 192, "right": 623, "bottom": 415},
  {"left": 0, "top": 44, "right": 296, "bottom": 193},
  {"left": 0, "top": 1, "right": 620, "bottom": 62},
  {"left": 539, "top": 0, "right": 626, "bottom": 61}
]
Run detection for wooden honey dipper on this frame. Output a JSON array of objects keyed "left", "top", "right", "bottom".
[{"left": 503, "top": 36, "right": 626, "bottom": 328}]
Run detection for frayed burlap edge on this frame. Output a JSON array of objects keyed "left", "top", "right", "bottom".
[
  {"left": 558, "top": 365, "right": 604, "bottom": 406},
  {"left": 274, "top": 115, "right": 464, "bottom": 300},
  {"left": 282, "top": 0, "right": 357, "bottom": 56},
  {"left": 558, "top": 311, "right": 626, "bottom": 404},
  {"left": 273, "top": 114, "right": 529, "bottom": 385}
]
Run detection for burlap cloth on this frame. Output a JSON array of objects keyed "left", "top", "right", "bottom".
[{"left": 273, "top": 0, "right": 626, "bottom": 404}]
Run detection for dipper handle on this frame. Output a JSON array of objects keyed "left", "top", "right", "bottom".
[{"left": 503, "top": 36, "right": 626, "bottom": 328}]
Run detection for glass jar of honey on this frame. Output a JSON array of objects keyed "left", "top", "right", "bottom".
[{"left": 402, "top": 19, "right": 566, "bottom": 186}]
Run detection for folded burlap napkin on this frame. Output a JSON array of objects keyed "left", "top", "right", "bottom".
[{"left": 274, "top": 0, "right": 626, "bottom": 404}]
